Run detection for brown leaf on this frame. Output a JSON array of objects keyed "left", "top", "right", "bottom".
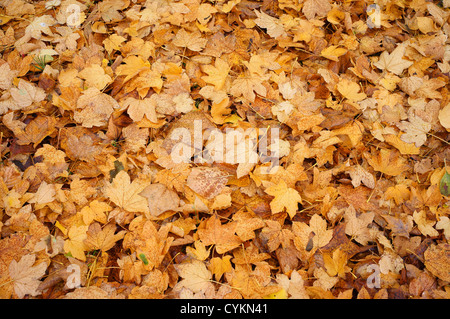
[
  {"left": 424, "top": 243, "right": 450, "bottom": 282},
  {"left": 186, "top": 167, "right": 228, "bottom": 199}
]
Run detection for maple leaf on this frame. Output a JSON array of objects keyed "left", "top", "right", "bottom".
[
  {"left": 254, "top": 10, "right": 286, "bottom": 39},
  {"left": 336, "top": 78, "right": 366, "bottom": 102},
  {"left": 276, "top": 270, "right": 309, "bottom": 299},
  {"left": 186, "top": 241, "right": 210, "bottom": 261},
  {"left": 10, "top": 79, "right": 46, "bottom": 109},
  {"left": 232, "top": 242, "right": 271, "bottom": 265},
  {"left": 64, "top": 225, "right": 88, "bottom": 261},
  {"left": 172, "top": 28, "right": 207, "bottom": 52},
  {"left": 3, "top": 114, "right": 57, "bottom": 147},
  {"left": 0, "top": 62, "right": 18, "bottom": 91},
  {"left": 230, "top": 263, "right": 281, "bottom": 298},
  {"left": 116, "top": 55, "right": 151, "bottom": 83},
  {"left": 347, "top": 165, "right": 375, "bottom": 189},
  {"left": 229, "top": 74, "right": 268, "bottom": 102},
  {"left": 8, "top": 254, "right": 47, "bottom": 298},
  {"left": 323, "top": 248, "right": 349, "bottom": 278},
  {"left": 81, "top": 200, "right": 112, "bottom": 225},
  {"left": 28, "top": 181, "right": 56, "bottom": 207},
  {"left": 78, "top": 64, "right": 112, "bottom": 91},
  {"left": 374, "top": 43, "right": 414, "bottom": 75},
  {"left": 173, "top": 259, "right": 212, "bottom": 294},
  {"left": 260, "top": 220, "right": 294, "bottom": 252},
  {"left": 103, "top": 170, "right": 149, "bottom": 214},
  {"left": 103, "top": 34, "right": 126, "bottom": 55},
  {"left": 365, "top": 149, "right": 409, "bottom": 176},
  {"left": 232, "top": 210, "right": 265, "bottom": 241},
  {"left": 413, "top": 210, "right": 439, "bottom": 237},
  {"left": 139, "top": 183, "right": 180, "bottom": 217},
  {"left": 424, "top": 243, "right": 450, "bottom": 282},
  {"left": 75, "top": 88, "right": 119, "bottom": 128},
  {"left": 264, "top": 180, "right": 302, "bottom": 218},
  {"left": 382, "top": 214, "right": 413, "bottom": 238},
  {"left": 186, "top": 167, "right": 229, "bottom": 200},
  {"left": 209, "top": 256, "right": 232, "bottom": 281},
  {"left": 320, "top": 45, "right": 348, "bottom": 62},
  {"left": 201, "top": 57, "right": 230, "bottom": 91},
  {"left": 122, "top": 97, "right": 158, "bottom": 123},
  {"left": 84, "top": 223, "right": 126, "bottom": 252},
  {"left": 344, "top": 206, "right": 375, "bottom": 245},
  {"left": 25, "top": 15, "right": 56, "bottom": 39},
  {"left": 396, "top": 114, "right": 431, "bottom": 148},
  {"left": 302, "top": 0, "right": 332, "bottom": 20},
  {"left": 197, "top": 214, "right": 242, "bottom": 254}
]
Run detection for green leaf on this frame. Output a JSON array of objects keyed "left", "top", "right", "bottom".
[
  {"left": 440, "top": 170, "right": 450, "bottom": 196},
  {"left": 139, "top": 253, "right": 149, "bottom": 265}
]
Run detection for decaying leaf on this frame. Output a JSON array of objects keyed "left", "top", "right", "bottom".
[{"left": 1, "top": 0, "right": 449, "bottom": 300}]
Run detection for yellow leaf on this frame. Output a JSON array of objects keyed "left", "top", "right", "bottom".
[
  {"left": 186, "top": 241, "right": 210, "bottom": 261},
  {"left": 336, "top": 79, "right": 366, "bottom": 102},
  {"left": 103, "top": 34, "right": 126, "bottom": 55},
  {"left": 323, "top": 248, "right": 349, "bottom": 278},
  {"left": 374, "top": 43, "right": 413, "bottom": 75},
  {"left": 139, "top": 183, "right": 180, "bottom": 218},
  {"left": 103, "top": 170, "right": 149, "bottom": 213},
  {"left": 122, "top": 97, "right": 157, "bottom": 123},
  {"left": 116, "top": 55, "right": 151, "bottom": 83},
  {"left": 413, "top": 210, "right": 439, "bottom": 237},
  {"left": 438, "top": 102, "right": 450, "bottom": 131},
  {"left": 385, "top": 184, "right": 411, "bottom": 205},
  {"left": 174, "top": 259, "right": 212, "bottom": 294},
  {"left": 365, "top": 149, "right": 409, "bottom": 176},
  {"left": 208, "top": 255, "right": 232, "bottom": 281},
  {"left": 81, "top": 200, "right": 112, "bottom": 225},
  {"left": 0, "top": 14, "right": 13, "bottom": 25},
  {"left": 320, "top": 45, "right": 347, "bottom": 61},
  {"left": 264, "top": 288, "right": 288, "bottom": 299},
  {"left": 172, "top": 28, "right": 207, "bottom": 52},
  {"left": 201, "top": 58, "right": 230, "bottom": 91},
  {"left": 265, "top": 180, "right": 302, "bottom": 218},
  {"left": 64, "top": 225, "right": 88, "bottom": 261},
  {"left": 78, "top": 64, "right": 112, "bottom": 91},
  {"left": 55, "top": 220, "right": 68, "bottom": 236},
  {"left": 84, "top": 223, "right": 126, "bottom": 252},
  {"left": 211, "top": 97, "right": 231, "bottom": 124},
  {"left": 254, "top": 10, "right": 286, "bottom": 39},
  {"left": 436, "top": 217, "right": 450, "bottom": 240},
  {"left": 384, "top": 134, "right": 420, "bottom": 155}
]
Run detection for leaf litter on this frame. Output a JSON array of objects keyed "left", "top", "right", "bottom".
[{"left": 0, "top": 0, "right": 449, "bottom": 299}]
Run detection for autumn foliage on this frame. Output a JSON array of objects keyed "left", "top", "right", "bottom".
[{"left": 0, "top": 0, "right": 450, "bottom": 299}]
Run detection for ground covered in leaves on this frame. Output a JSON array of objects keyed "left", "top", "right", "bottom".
[{"left": 0, "top": 0, "right": 450, "bottom": 299}]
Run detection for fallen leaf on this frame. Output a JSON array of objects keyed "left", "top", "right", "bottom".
[
  {"left": 172, "top": 29, "right": 207, "bottom": 52},
  {"left": 264, "top": 180, "right": 302, "bottom": 218},
  {"left": 365, "top": 149, "right": 409, "bottom": 176},
  {"left": 374, "top": 43, "right": 414, "bottom": 75},
  {"left": 103, "top": 170, "right": 149, "bottom": 214},
  {"left": 8, "top": 254, "right": 47, "bottom": 298},
  {"left": 186, "top": 167, "right": 228, "bottom": 200},
  {"left": 84, "top": 223, "right": 126, "bottom": 252},
  {"left": 139, "top": 183, "right": 180, "bottom": 217},
  {"left": 173, "top": 259, "right": 213, "bottom": 294},
  {"left": 197, "top": 214, "right": 242, "bottom": 254},
  {"left": 424, "top": 243, "right": 450, "bottom": 282}
]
